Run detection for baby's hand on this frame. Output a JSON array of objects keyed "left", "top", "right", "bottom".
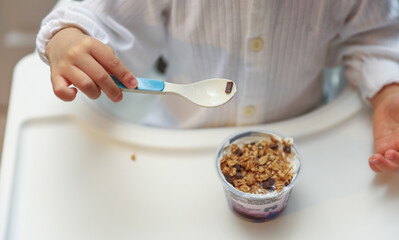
[
  {"left": 369, "top": 84, "right": 399, "bottom": 172},
  {"left": 45, "top": 27, "right": 137, "bottom": 102}
]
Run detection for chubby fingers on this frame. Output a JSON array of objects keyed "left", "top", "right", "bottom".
[
  {"left": 90, "top": 42, "right": 137, "bottom": 89},
  {"left": 369, "top": 150, "right": 399, "bottom": 172},
  {"left": 51, "top": 74, "right": 78, "bottom": 101},
  {"left": 75, "top": 56, "right": 123, "bottom": 102},
  {"left": 65, "top": 66, "right": 102, "bottom": 100},
  {"left": 384, "top": 149, "right": 399, "bottom": 167}
]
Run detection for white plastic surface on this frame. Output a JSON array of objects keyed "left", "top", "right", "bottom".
[{"left": 1, "top": 53, "right": 399, "bottom": 240}]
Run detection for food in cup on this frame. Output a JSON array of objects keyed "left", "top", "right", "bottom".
[
  {"left": 220, "top": 135, "right": 297, "bottom": 194},
  {"left": 216, "top": 131, "right": 301, "bottom": 221}
]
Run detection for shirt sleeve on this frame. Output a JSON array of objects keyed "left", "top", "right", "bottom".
[
  {"left": 328, "top": 0, "right": 399, "bottom": 101},
  {"left": 36, "top": 0, "right": 169, "bottom": 75}
]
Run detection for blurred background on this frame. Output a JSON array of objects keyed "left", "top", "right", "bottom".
[{"left": 0, "top": 0, "right": 57, "bottom": 161}]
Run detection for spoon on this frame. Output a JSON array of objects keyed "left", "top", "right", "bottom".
[{"left": 111, "top": 75, "right": 237, "bottom": 108}]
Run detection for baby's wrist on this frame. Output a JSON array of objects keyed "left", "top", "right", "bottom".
[{"left": 370, "top": 83, "right": 399, "bottom": 110}]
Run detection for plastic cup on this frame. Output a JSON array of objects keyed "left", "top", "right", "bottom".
[{"left": 216, "top": 130, "right": 301, "bottom": 222}]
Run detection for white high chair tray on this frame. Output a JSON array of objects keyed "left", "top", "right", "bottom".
[{"left": 0, "top": 53, "right": 398, "bottom": 240}]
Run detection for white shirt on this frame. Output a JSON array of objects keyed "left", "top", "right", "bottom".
[{"left": 36, "top": 0, "right": 399, "bottom": 128}]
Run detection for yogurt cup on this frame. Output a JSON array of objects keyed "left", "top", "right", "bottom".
[{"left": 216, "top": 130, "right": 301, "bottom": 222}]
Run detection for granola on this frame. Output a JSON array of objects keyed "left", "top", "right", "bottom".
[{"left": 220, "top": 135, "right": 297, "bottom": 194}]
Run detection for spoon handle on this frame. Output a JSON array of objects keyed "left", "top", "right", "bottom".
[{"left": 111, "top": 75, "right": 165, "bottom": 92}]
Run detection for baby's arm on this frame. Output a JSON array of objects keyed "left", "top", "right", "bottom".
[
  {"left": 329, "top": 0, "right": 399, "bottom": 172},
  {"left": 45, "top": 27, "right": 137, "bottom": 102}
]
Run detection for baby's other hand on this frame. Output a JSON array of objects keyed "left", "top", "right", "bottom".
[{"left": 369, "top": 84, "right": 399, "bottom": 172}]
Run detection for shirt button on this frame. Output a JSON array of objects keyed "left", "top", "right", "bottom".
[
  {"left": 250, "top": 37, "right": 264, "bottom": 52},
  {"left": 243, "top": 105, "right": 256, "bottom": 116}
]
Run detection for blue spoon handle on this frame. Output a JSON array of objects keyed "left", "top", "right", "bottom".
[{"left": 110, "top": 75, "right": 165, "bottom": 92}]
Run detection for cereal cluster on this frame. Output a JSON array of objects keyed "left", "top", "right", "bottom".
[{"left": 220, "top": 136, "right": 296, "bottom": 194}]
